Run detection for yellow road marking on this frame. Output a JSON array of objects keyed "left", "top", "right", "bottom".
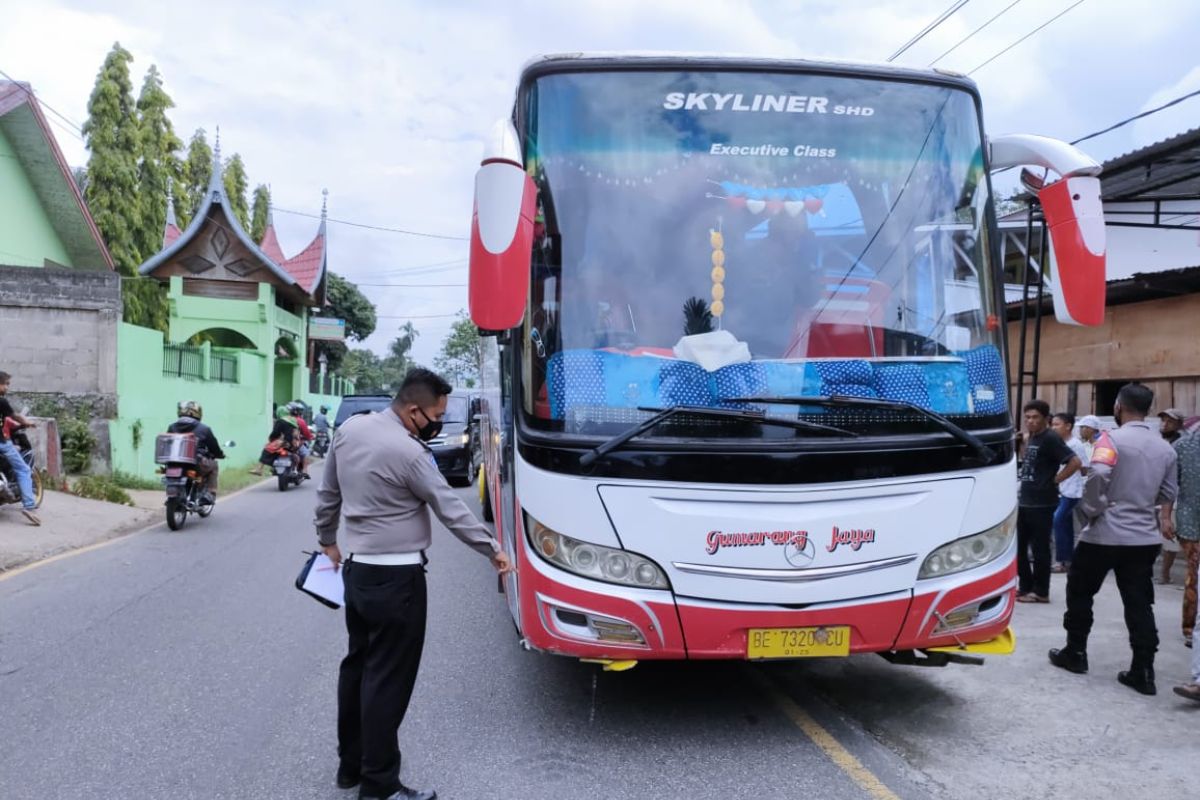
[{"left": 748, "top": 667, "right": 902, "bottom": 800}]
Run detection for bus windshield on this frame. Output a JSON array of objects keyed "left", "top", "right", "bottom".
[{"left": 521, "top": 69, "right": 1006, "bottom": 439}]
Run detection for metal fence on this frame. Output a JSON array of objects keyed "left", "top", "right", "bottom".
[
  {"left": 162, "top": 345, "right": 240, "bottom": 383},
  {"left": 162, "top": 344, "right": 205, "bottom": 380},
  {"left": 211, "top": 353, "right": 239, "bottom": 383}
]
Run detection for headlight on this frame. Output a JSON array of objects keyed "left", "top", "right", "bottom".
[
  {"left": 918, "top": 511, "right": 1016, "bottom": 580},
  {"left": 525, "top": 513, "right": 669, "bottom": 590},
  {"left": 457, "top": 432, "right": 469, "bottom": 446}
]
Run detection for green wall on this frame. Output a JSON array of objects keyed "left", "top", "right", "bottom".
[
  {"left": 110, "top": 323, "right": 271, "bottom": 481},
  {"left": 0, "top": 127, "right": 73, "bottom": 268}
]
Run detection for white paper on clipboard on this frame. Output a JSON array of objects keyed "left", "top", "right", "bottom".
[{"left": 301, "top": 553, "right": 345, "bottom": 607}]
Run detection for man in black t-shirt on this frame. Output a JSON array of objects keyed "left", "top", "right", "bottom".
[{"left": 1017, "top": 399, "right": 1082, "bottom": 602}]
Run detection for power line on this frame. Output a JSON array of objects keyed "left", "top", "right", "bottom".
[
  {"left": 887, "top": 0, "right": 972, "bottom": 62},
  {"left": 375, "top": 313, "right": 463, "bottom": 320},
  {"left": 967, "top": 0, "right": 1088, "bottom": 75},
  {"left": 928, "top": 0, "right": 1024, "bottom": 66},
  {"left": 1070, "top": 87, "right": 1200, "bottom": 146},
  {"left": 354, "top": 282, "right": 466, "bottom": 288},
  {"left": 273, "top": 206, "right": 469, "bottom": 241},
  {"left": 0, "top": 66, "right": 86, "bottom": 143}
]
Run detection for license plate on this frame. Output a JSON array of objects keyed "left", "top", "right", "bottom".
[
  {"left": 165, "top": 467, "right": 183, "bottom": 477},
  {"left": 746, "top": 626, "right": 851, "bottom": 659}
]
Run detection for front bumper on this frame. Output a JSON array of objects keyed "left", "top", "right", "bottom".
[
  {"left": 431, "top": 445, "right": 470, "bottom": 479},
  {"left": 514, "top": 512, "right": 1016, "bottom": 660}
]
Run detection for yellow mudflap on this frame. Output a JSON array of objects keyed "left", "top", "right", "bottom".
[
  {"left": 926, "top": 626, "right": 1016, "bottom": 655},
  {"left": 580, "top": 658, "right": 639, "bottom": 672}
]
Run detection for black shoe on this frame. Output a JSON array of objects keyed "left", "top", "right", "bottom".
[
  {"left": 362, "top": 785, "right": 437, "bottom": 800},
  {"left": 1118, "top": 667, "right": 1157, "bottom": 696},
  {"left": 336, "top": 768, "right": 360, "bottom": 789},
  {"left": 1048, "top": 647, "right": 1089, "bottom": 674}
]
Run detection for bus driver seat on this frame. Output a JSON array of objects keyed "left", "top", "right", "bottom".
[{"left": 783, "top": 274, "right": 889, "bottom": 359}]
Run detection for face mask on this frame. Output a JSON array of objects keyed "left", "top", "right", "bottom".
[{"left": 414, "top": 407, "right": 443, "bottom": 442}]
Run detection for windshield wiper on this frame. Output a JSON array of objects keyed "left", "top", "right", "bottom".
[
  {"left": 578, "top": 405, "right": 855, "bottom": 468},
  {"left": 730, "top": 395, "right": 996, "bottom": 462}
]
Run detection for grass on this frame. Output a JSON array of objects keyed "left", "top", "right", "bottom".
[
  {"left": 71, "top": 475, "right": 135, "bottom": 506},
  {"left": 111, "top": 470, "right": 165, "bottom": 491},
  {"left": 217, "top": 463, "right": 274, "bottom": 495}
]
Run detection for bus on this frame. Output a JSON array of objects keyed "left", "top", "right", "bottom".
[{"left": 468, "top": 54, "right": 1106, "bottom": 670}]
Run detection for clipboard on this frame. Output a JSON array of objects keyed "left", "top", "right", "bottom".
[{"left": 296, "top": 551, "right": 344, "bottom": 609}]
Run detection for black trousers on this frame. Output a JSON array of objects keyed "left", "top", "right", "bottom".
[
  {"left": 338, "top": 561, "right": 428, "bottom": 798},
  {"left": 1017, "top": 505, "right": 1055, "bottom": 597},
  {"left": 1062, "top": 541, "right": 1160, "bottom": 665}
]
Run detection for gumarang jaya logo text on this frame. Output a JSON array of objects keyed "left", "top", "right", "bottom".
[{"left": 705, "top": 527, "right": 877, "bottom": 556}]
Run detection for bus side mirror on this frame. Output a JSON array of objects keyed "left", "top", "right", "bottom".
[
  {"left": 469, "top": 159, "right": 536, "bottom": 334},
  {"left": 990, "top": 133, "right": 1107, "bottom": 328},
  {"left": 1037, "top": 176, "right": 1106, "bottom": 327}
]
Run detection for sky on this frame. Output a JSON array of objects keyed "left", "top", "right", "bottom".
[{"left": 3, "top": 0, "right": 1199, "bottom": 366}]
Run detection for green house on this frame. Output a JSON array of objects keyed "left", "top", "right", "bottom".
[{"left": 110, "top": 141, "right": 349, "bottom": 478}]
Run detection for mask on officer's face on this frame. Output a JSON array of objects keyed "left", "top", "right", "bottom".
[{"left": 413, "top": 407, "right": 443, "bottom": 441}]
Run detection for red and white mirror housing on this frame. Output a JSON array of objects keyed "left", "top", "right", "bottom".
[
  {"left": 990, "top": 134, "right": 1106, "bottom": 327},
  {"left": 469, "top": 119, "right": 538, "bottom": 332}
]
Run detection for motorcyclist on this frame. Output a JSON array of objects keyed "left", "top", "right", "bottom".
[
  {"left": 313, "top": 405, "right": 331, "bottom": 456},
  {"left": 314, "top": 405, "right": 331, "bottom": 435},
  {"left": 289, "top": 401, "right": 315, "bottom": 479},
  {"left": 166, "top": 400, "right": 225, "bottom": 503}
]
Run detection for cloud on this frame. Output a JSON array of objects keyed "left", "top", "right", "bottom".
[{"left": 4, "top": 0, "right": 1200, "bottom": 365}]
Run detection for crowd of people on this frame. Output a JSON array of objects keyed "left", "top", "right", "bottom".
[{"left": 1017, "top": 384, "right": 1200, "bottom": 703}]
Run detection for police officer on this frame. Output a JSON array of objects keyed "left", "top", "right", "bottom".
[
  {"left": 1049, "top": 383, "right": 1178, "bottom": 695},
  {"left": 314, "top": 368, "right": 513, "bottom": 800}
]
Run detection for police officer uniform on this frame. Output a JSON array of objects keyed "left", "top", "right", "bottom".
[
  {"left": 1050, "top": 418, "right": 1178, "bottom": 693},
  {"left": 314, "top": 407, "right": 500, "bottom": 799}
]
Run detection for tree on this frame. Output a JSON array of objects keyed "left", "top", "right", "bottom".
[
  {"left": 82, "top": 42, "right": 141, "bottom": 274},
  {"left": 314, "top": 273, "right": 378, "bottom": 372},
  {"left": 339, "top": 324, "right": 420, "bottom": 395},
  {"left": 176, "top": 128, "right": 212, "bottom": 229},
  {"left": 381, "top": 322, "right": 420, "bottom": 393},
  {"left": 249, "top": 183, "right": 271, "bottom": 242},
  {"left": 223, "top": 153, "right": 250, "bottom": 230},
  {"left": 341, "top": 349, "right": 387, "bottom": 394},
  {"left": 134, "top": 64, "right": 182, "bottom": 262},
  {"left": 434, "top": 310, "right": 482, "bottom": 388}
]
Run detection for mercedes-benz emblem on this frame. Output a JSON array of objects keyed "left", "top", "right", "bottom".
[{"left": 784, "top": 536, "right": 816, "bottom": 566}]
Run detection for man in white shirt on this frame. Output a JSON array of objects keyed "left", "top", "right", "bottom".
[{"left": 1052, "top": 412, "right": 1090, "bottom": 572}]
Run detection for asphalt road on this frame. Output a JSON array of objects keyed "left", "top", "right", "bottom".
[{"left": 0, "top": 466, "right": 932, "bottom": 800}]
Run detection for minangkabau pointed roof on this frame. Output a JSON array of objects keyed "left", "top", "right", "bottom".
[{"left": 142, "top": 134, "right": 327, "bottom": 306}]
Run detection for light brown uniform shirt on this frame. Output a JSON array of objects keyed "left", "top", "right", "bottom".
[
  {"left": 1079, "top": 420, "right": 1178, "bottom": 547},
  {"left": 313, "top": 408, "right": 498, "bottom": 557}
]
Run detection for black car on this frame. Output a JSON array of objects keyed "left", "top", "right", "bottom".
[
  {"left": 332, "top": 394, "right": 393, "bottom": 429},
  {"left": 428, "top": 393, "right": 474, "bottom": 487}
]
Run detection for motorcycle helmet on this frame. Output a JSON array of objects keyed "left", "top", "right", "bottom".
[
  {"left": 320, "top": 405, "right": 329, "bottom": 414},
  {"left": 178, "top": 400, "right": 203, "bottom": 420}
]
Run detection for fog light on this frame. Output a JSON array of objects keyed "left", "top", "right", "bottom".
[{"left": 589, "top": 618, "right": 645, "bottom": 644}]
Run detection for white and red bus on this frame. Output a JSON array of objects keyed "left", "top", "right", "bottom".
[{"left": 469, "top": 54, "right": 1105, "bottom": 669}]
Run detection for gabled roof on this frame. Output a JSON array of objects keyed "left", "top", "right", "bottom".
[
  {"left": 141, "top": 137, "right": 326, "bottom": 305},
  {"left": 0, "top": 81, "right": 114, "bottom": 270}
]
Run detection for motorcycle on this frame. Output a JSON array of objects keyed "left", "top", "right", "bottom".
[
  {"left": 155, "top": 434, "right": 235, "bottom": 531},
  {"left": 0, "top": 423, "right": 43, "bottom": 512},
  {"left": 273, "top": 452, "right": 306, "bottom": 492},
  {"left": 312, "top": 429, "right": 330, "bottom": 458}
]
